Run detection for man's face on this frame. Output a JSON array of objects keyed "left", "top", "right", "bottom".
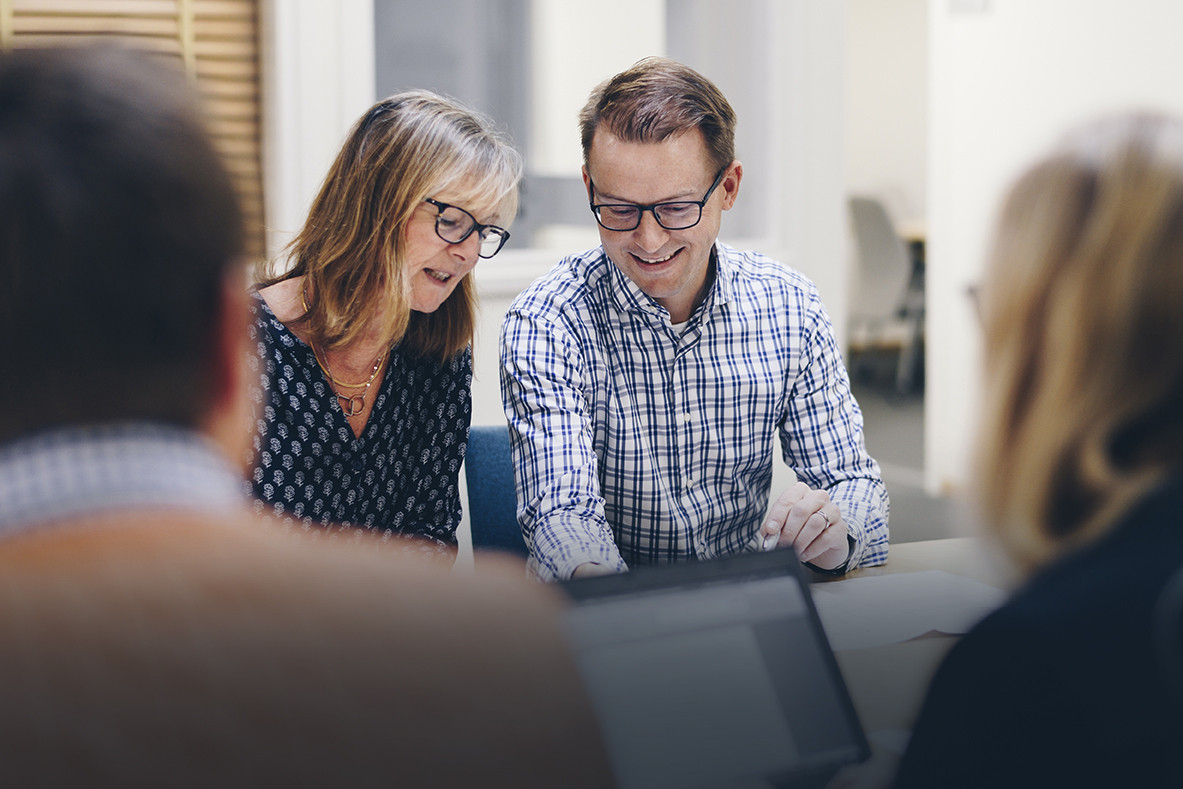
[{"left": 583, "top": 129, "right": 741, "bottom": 323}]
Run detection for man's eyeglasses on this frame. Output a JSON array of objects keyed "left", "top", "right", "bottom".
[
  {"left": 588, "top": 167, "right": 727, "bottom": 232},
  {"left": 425, "top": 199, "right": 511, "bottom": 258}
]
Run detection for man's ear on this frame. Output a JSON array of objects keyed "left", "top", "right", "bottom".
[
  {"left": 582, "top": 165, "right": 592, "bottom": 200},
  {"left": 720, "top": 160, "right": 743, "bottom": 211},
  {"left": 201, "top": 265, "right": 254, "bottom": 470}
]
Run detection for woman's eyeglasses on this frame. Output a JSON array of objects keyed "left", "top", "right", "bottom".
[{"left": 425, "top": 199, "right": 511, "bottom": 258}]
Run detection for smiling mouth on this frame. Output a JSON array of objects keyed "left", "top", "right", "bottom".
[
  {"left": 633, "top": 249, "right": 679, "bottom": 265},
  {"left": 425, "top": 269, "right": 453, "bottom": 283}
]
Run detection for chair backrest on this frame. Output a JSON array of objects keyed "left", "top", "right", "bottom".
[
  {"left": 847, "top": 196, "right": 913, "bottom": 320},
  {"left": 464, "top": 424, "right": 528, "bottom": 561}
]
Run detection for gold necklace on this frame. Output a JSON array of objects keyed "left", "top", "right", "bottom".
[
  {"left": 312, "top": 344, "right": 388, "bottom": 388},
  {"left": 311, "top": 343, "right": 386, "bottom": 418},
  {"left": 301, "top": 284, "right": 387, "bottom": 418}
]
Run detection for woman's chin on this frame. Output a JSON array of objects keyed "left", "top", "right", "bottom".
[{"left": 410, "top": 296, "right": 447, "bottom": 314}]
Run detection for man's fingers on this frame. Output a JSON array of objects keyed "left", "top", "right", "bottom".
[
  {"left": 791, "top": 507, "right": 832, "bottom": 554},
  {"left": 761, "top": 483, "right": 844, "bottom": 563},
  {"left": 762, "top": 481, "right": 809, "bottom": 540},
  {"left": 799, "top": 520, "right": 845, "bottom": 564}
]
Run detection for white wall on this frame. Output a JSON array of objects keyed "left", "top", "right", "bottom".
[
  {"left": 926, "top": 0, "right": 1183, "bottom": 493},
  {"left": 260, "top": 0, "right": 375, "bottom": 258},
  {"left": 530, "top": 0, "right": 665, "bottom": 178},
  {"left": 845, "top": 0, "right": 928, "bottom": 227},
  {"left": 766, "top": 1, "right": 848, "bottom": 349}
]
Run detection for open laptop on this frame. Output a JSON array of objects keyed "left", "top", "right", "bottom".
[{"left": 560, "top": 549, "right": 869, "bottom": 789}]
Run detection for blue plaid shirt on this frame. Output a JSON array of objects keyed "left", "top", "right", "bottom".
[{"left": 500, "top": 243, "right": 889, "bottom": 581}]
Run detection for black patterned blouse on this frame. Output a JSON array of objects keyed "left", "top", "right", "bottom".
[{"left": 246, "top": 291, "right": 470, "bottom": 556}]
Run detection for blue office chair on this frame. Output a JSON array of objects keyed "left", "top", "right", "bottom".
[{"left": 464, "top": 424, "right": 529, "bottom": 563}]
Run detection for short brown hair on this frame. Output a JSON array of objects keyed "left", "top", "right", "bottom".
[
  {"left": 0, "top": 46, "right": 243, "bottom": 441},
  {"left": 579, "top": 56, "right": 736, "bottom": 175},
  {"left": 975, "top": 112, "right": 1183, "bottom": 570},
  {"left": 258, "top": 91, "right": 522, "bottom": 362}
]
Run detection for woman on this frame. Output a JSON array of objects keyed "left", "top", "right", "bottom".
[
  {"left": 892, "top": 113, "right": 1183, "bottom": 786},
  {"left": 248, "top": 91, "right": 521, "bottom": 559}
]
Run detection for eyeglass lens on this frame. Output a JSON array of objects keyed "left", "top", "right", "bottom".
[
  {"left": 596, "top": 202, "right": 703, "bottom": 231},
  {"left": 432, "top": 202, "right": 509, "bottom": 258}
]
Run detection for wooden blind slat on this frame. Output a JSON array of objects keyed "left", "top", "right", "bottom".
[
  {"left": 195, "top": 57, "right": 255, "bottom": 78},
  {"left": 202, "top": 95, "right": 257, "bottom": 118},
  {"left": 191, "top": 38, "right": 252, "bottom": 58},
  {"left": 198, "top": 81, "right": 256, "bottom": 102},
  {"left": 191, "top": 17, "right": 250, "bottom": 37},
  {"left": 212, "top": 137, "right": 260, "bottom": 159},
  {"left": 11, "top": 1, "right": 182, "bottom": 16},
  {"left": 13, "top": 16, "right": 180, "bottom": 35},
  {"left": 192, "top": 0, "right": 252, "bottom": 18},
  {"left": 8, "top": 34, "right": 183, "bottom": 54}
]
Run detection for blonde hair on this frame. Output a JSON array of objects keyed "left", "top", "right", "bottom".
[
  {"left": 257, "top": 90, "right": 522, "bottom": 361},
  {"left": 975, "top": 112, "right": 1183, "bottom": 571}
]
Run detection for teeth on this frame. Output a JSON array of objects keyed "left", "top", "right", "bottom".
[
  {"left": 637, "top": 251, "right": 675, "bottom": 264},
  {"left": 427, "top": 270, "right": 451, "bottom": 282}
]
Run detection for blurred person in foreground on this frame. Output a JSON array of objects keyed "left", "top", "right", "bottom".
[
  {"left": 0, "top": 45, "right": 609, "bottom": 787},
  {"left": 500, "top": 57, "right": 888, "bottom": 581},
  {"left": 249, "top": 89, "right": 520, "bottom": 560},
  {"left": 888, "top": 113, "right": 1183, "bottom": 787}
]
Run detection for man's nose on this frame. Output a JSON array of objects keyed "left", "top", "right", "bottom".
[{"left": 633, "top": 209, "right": 669, "bottom": 251}]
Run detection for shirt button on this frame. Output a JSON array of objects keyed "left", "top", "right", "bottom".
[
  {"left": 682, "top": 413, "right": 693, "bottom": 424},
  {"left": 686, "top": 476, "right": 695, "bottom": 487},
  {"left": 351, "top": 457, "right": 364, "bottom": 472}
]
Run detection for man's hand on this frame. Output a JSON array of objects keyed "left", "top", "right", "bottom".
[
  {"left": 571, "top": 562, "right": 618, "bottom": 580},
  {"left": 761, "top": 481, "right": 849, "bottom": 570}
]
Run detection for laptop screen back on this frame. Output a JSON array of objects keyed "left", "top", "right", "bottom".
[{"left": 561, "top": 550, "right": 868, "bottom": 789}]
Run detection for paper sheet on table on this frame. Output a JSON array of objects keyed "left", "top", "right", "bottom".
[{"left": 811, "top": 570, "right": 1007, "bottom": 651}]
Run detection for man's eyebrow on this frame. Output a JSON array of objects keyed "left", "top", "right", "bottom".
[{"left": 593, "top": 184, "right": 699, "bottom": 204}]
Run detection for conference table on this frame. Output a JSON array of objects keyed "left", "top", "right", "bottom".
[{"left": 812, "top": 537, "right": 1018, "bottom": 738}]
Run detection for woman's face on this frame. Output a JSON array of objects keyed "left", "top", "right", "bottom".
[{"left": 401, "top": 195, "right": 501, "bottom": 313}]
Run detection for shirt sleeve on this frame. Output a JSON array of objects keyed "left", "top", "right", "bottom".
[
  {"left": 780, "top": 287, "right": 890, "bottom": 570},
  {"left": 500, "top": 306, "right": 628, "bottom": 582}
]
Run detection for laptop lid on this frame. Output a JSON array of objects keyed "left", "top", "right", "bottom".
[{"left": 560, "top": 549, "right": 869, "bottom": 789}]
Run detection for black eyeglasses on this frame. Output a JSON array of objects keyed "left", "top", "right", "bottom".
[
  {"left": 425, "top": 199, "right": 511, "bottom": 258},
  {"left": 589, "top": 167, "right": 727, "bottom": 232}
]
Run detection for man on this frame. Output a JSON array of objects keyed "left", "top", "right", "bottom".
[
  {"left": 501, "top": 57, "right": 889, "bottom": 582},
  {"left": 0, "top": 46, "right": 610, "bottom": 786}
]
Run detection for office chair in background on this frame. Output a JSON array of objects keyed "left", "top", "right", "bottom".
[
  {"left": 847, "top": 195, "right": 926, "bottom": 394},
  {"left": 464, "top": 424, "right": 529, "bottom": 564}
]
